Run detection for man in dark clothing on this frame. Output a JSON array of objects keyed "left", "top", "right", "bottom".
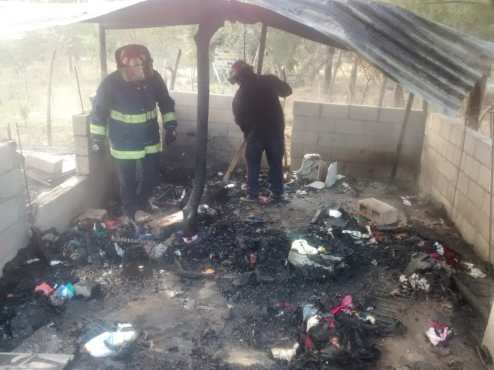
[
  {"left": 90, "top": 44, "right": 178, "bottom": 221},
  {"left": 229, "top": 60, "right": 292, "bottom": 203}
]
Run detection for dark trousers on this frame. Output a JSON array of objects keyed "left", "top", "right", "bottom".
[
  {"left": 245, "top": 133, "right": 284, "bottom": 197},
  {"left": 115, "top": 153, "right": 160, "bottom": 217}
]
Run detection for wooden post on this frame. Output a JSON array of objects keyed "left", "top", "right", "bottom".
[
  {"left": 99, "top": 24, "right": 108, "bottom": 80},
  {"left": 183, "top": 21, "right": 222, "bottom": 235},
  {"left": 74, "top": 65, "right": 84, "bottom": 113},
  {"left": 466, "top": 74, "right": 488, "bottom": 130},
  {"left": 256, "top": 23, "right": 268, "bottom": 74},
  {"left": 390, "top": 93, "right": 414, "bottom": 180},
  {"left": 46, "top": 48, "right": 57, "bottom": 147},
  {"left": 170, "top": 49, "right": 182, "bottom": 90}
]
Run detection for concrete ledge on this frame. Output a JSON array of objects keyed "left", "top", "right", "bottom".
[
  {"left": 0, "top": 169, "right": 23, "bottom": 200},
  {"left": 0, "top": 141, "right": 17, "bottom": 174},
  {"left": 0, "top": 221, "right": 29, "bottom": 276},
  {"left": 34, "top": 176, "right": 91, "bottom": 231}
]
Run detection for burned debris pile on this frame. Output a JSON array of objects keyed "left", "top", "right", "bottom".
[{"left": 0, "top": 171, "right": 489, "bottom": 369}]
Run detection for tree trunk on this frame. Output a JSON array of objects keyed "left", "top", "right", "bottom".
[
  {"left": 348, "top": 55, "right": 359, "bottom": 104},
  {"left": 170, "top": 49, "right": 182, "bottom": 90},
  {"left": 328, "top": 50, "right": 342, "bottom": 100},
  {"left": 394, "top": 84, "right": 405, "bottom": 107},
  {"left": 324, "top": 47, "right": 335, "bottom": 94},
  {"left": 256, "top": 24, "right": 268, "bottom": 74},
  {"left": 46, "top": 48, "right": 57, "bottom": 147}
]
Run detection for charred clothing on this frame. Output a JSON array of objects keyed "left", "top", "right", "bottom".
[{"left": 232, "top": 73, "right": 292, "bottom": 197}]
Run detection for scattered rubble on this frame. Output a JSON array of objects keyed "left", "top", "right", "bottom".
[{"left": 0, "top": 170, "right": 489, "bottom": 369}]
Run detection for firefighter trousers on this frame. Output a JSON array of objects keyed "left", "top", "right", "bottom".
[{"left": 115, "top": 153, "right": 160, "bottom": 218}]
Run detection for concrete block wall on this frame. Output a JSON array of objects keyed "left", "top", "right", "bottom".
[
  {"left": 163, "top": 92, "right": 241, "bottom": 173},
  {"left": 0, "top": 141, "right": 28, "bottom": 276},
  {"left": 419, "top": 113, "right": 494, "bottom": 262},
  {"left": 32, "top": 114, "right": 111, "bottom": 232},
  {"left": 73, "top": 114, "right": 91, "bottom": 176},
  {"left": 291, "top": 102, "right": 426, "bottom": 178}
]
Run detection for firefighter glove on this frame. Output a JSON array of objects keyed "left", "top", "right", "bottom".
[{"left": 164, "top": 127, "right": 177, "bottom": 145}]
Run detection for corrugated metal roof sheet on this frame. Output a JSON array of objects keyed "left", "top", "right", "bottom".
[
  {"left": 243, "top": 0, "right": 494, "bottom": 115},
  {"left": 1, "top": 0, "right": 493, "bottom": 115}
]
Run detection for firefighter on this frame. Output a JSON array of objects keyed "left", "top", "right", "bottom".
[
  {"left": 90, "top": 44, "right": 178, "bottom": 221},
  {"left": 229, "top": 60, "right": 292, "bottom": 203}
]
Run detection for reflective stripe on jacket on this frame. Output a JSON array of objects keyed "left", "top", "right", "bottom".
[{"left": 90, "top": 70, "right": 177, "bottom": 160}]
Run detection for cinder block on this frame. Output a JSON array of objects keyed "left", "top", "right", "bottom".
[
  {"left": 210, "top": 94, "right": 234, "bottom": 110},
  {"left": 175, "top": 107, "right": 197, "bottom": 121},
  {"left": 208, "top": 125, "right": 229, "bottom": 138},
  {"left": 478, "top": 165, "right": 491, "bottom": 192},
  {"left": 72, "top": 114, "right": 90, "bottom": 137},
  {"left": 474, "top": 234, "right": 490, "bottom": 262},
  {"left": 457, "top": 171, "right": 469, "bottom": 194},
  {"left": 464, "top": 132, "right": 476, "bottom": 156},
  {"left": 358, "top": 197, "right": 399, "bottom": 225},
  {"left": 321, "top": 104, "right": 349, "bottom": 119},
  {"left": 294, "top": 117, "right": 324, "bottom": 132},
  {"left": 349, "top": 105, "right": 378, "bottom": 122},
  {"left": 227, "top": 127, "right": 244, "bottom": 139},
  {"left": 74, "top": 136, "right": 89, "bottom": 157},
  {"left": 0, "top": 197, "right": 21, "bottom": 233},
  {"left": 25, "top": 152, "right": 63, "bottom": 175},
  {"left": 293, "top": 101, "right": 321, "bottom": 117},
  {"left": 76, "top": 155, "right": 90, "bottom": 176},
  {"left": 474, "top": 138, "right": 491, "bottom": 167},
  {"left": 209, "top": 109, "right": 234, "bottom": 123},
  {"left": 0, "top": 221, "right": 29, "bottom": 278},
  {"left": 0, "top": 141, "right": 17, "bottom": 174},
  {"left": 315, "top": 118, "right": 335, "bottom": 132},
  {"left": 449, "top": 125, "right": 463, "bottom": 147},
  {"left": 468, "top": 180, "right": 488, "bottom": 208},
  {"left": 469, "top": 156, "right": 482, "bottom": 183},
  {"left": 332, "top": 119, "right": 364, "bottom": 135},
  {"left": 316, "top": 133, "right": 335, "bottom": 147},
  {"left": 0, "top": 169, "right": 23, "bottom": 199},
  {"left": 171, "top": 92, "right": 197, "bottom": 107},
  {"left": 34, "top": 176, "right": 90, "bottom": 232},
  {"left": 294, "top": 131, "right": 319, "bottom": 145},
  {"left": 378, "top": 107, "right": 404, "bottom": 124}
]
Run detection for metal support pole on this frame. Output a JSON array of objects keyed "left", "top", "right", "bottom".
[
  {"left": 256, "top": 23, "right": 268, "bottom": 74},
  {"left": 390, "top": 93, "right": 414, "bottom": 180},
  {"left": 489, "top": 111, "right": 494, "bottom": 266},
  {"left": 99, "top": 24, "right": 108, "bottom": 80},
  {"left": 183, "top": 21, "right": 222, "bottom": 235}
]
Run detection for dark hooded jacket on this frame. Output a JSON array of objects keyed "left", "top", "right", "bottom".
[{"left": 232, "top": 73, "right": 292, "bottom": 140}]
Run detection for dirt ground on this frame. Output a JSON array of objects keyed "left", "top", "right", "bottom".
[{"left": 2, "top": 176, "right": 489, "bottom": 370}]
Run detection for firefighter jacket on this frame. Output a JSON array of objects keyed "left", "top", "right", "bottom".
[
  {"left": 90, "top": 70, "right": 177, "bottom": 160},
  {"left": 232, "top": 74, "right": 292, "bottom": 140}
]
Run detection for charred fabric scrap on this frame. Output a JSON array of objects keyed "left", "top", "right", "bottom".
[{"left": 0, "top": 173, "right": 488, "bottom": 369}]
